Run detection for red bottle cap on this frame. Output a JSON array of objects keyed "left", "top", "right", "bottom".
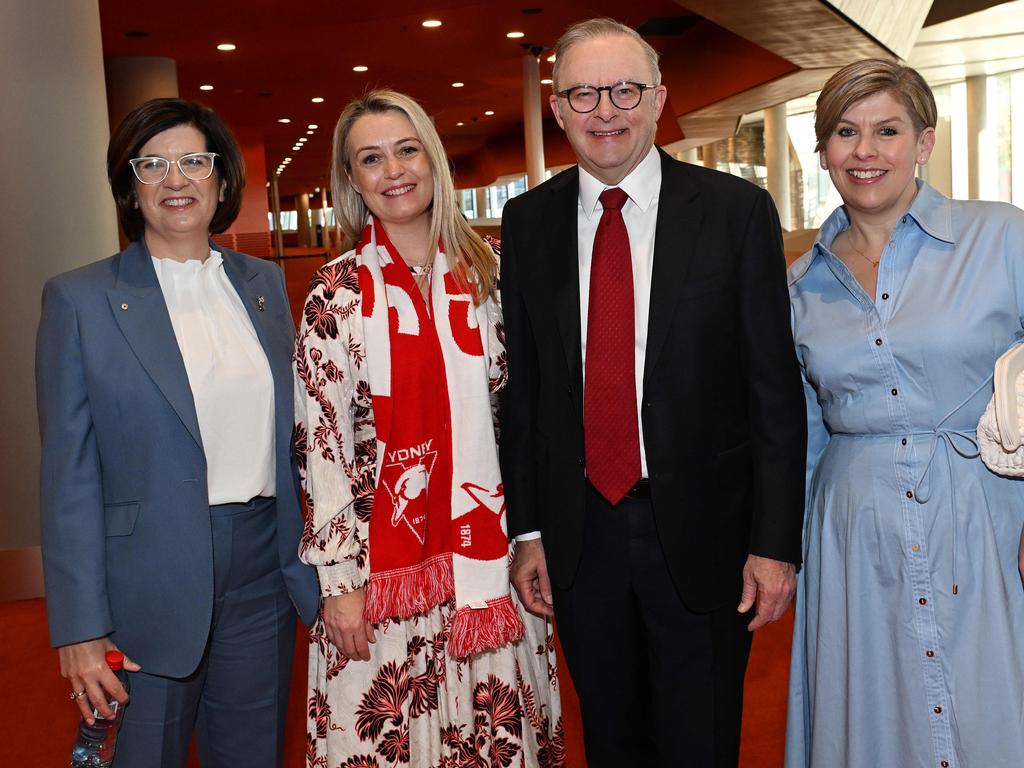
[{"left": 105, "top": 650, "right": 125, "bottom": 671}]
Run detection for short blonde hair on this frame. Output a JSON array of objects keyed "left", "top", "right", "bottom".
[
  {"left": 330, "top": 90, "right": 496, "bottom": 301},
  {"left": 551, "top": 17, "right": 661, "bottom": 90},
  {"left": 814, "top": 59, "right": 936, "bottom": 152}
]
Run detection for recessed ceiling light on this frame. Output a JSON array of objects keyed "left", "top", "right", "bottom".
[
  {"left": 353, "top": 65, "right": 368, "bottom": 72},
  {"left": 315, "top": 187, "right": 321, "bottom": 193},
  {"left": 306, "top": 130, "right": 314, "bottom": 135},
  {"left": 298, "top": 137, "right": 308, "bottom": 142},
  {"left": 457, "top": 122, "right": 464, "bottom": 126},
  {"left": 541, "top": 78, "right": 552, "bottom": 85},
  {"left": 293, "top": 146, "right": 301, "bottom": 150},
  {"left": 311, "top": 97, "right": 324, "bottom": 103},
  {"left": 307, "top": 124, "right": 318, "bottom": 129},
  {"left": 547, "top": 54, "right": 556, "bottom": 62},
  {"left": 199, "top": 84, "right": 214, "bottom": 91},
  {"left": 278, "top": 118, "right": 291, "bottom": 123},
  {"left": 451, "top": 82, "right": 464, "bottom": 88},
  {"left": 422, "top": 19, "right": 442, "bottom": 28},
  {"left": 506, "top": 31, "right": 525, "bottom": 39},
  {"left": 217, "top": 43, "right": 236, "bottom": 51},
  {"left": 484, "top": 110, "right": 495, "bottom": 116}
]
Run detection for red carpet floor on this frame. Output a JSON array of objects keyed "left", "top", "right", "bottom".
[{"left": 5, "top": 598, "right": 792, "bottom": 766}]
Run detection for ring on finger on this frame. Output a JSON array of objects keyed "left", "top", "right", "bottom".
[{"left": 69, "top": 689, "right": 87, "bottom": 701}]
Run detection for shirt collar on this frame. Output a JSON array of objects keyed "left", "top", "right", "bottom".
[
  {"left": 813, "top": 179, "right": 955, "bottom": 258},
  {"left": 151, "top": 249, "right": 224, "bottom": 275},
  {"left": 578, "top": 145, "right": 661, "bottom": 219},
  {"left": 905, "top": 180, "right": 955, "bottom": 244}
]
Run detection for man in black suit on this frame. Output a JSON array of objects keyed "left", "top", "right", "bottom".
[{"left": 499, "top": 17, "right": 807, "bottom": 768}]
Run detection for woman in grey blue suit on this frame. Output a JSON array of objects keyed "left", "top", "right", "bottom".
[{"left": 37, "top": 98, "right": 319, "bottom": 767}]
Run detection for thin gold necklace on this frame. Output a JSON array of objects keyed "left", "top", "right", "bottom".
[{"left": 848, "top": 239, "right": 880, "bottom": 270}]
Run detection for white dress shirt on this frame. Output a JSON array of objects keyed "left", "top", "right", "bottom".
[
  {"left": 152, "top": 251, "right": 276, "bottom": 505},
  {"left": 517, "top": 146, "right": 662, "bottom": 542}
]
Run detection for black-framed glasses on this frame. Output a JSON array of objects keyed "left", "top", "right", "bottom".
[
  {"left": 555, "top": 81, "right": 658, "bottom": 114},
  {"left": 129, "top": 152, "right": 219, "bottom": 184}
]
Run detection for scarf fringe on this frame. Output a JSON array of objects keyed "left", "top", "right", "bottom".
[
  {"left": 364, "top": 554, "right": 454, "bottom": 623},
  {"left": 447, "top": 594, "right": 526, "bottom": 659}
]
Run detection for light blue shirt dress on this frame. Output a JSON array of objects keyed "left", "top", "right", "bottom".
[{"left": 785, "top": 181, "right": 1024, "bottom": 768}]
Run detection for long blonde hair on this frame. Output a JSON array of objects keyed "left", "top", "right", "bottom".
[{"left": 330, "top": 89, "right": 497, "bottom": 302}]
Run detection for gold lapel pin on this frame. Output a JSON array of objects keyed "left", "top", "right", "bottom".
[
  {"left": 257, "top": 295, "right": 265, "bottom": 312},
  {"left": 121, "top": 303, "right": 129, "bottom": 311}
]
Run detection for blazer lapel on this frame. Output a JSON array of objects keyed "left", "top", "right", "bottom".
[
  {"left": 220, "top": 248, "right": 293, "bottom": 458},
  {"left": 106, "top": 240, "right": 204, "bottom": 450},
  {"left": 545, "top": 169, "right": 584, "bottom": 389},
  {"left": 644, "top": 149, "right": 703, "bottom": 384}
]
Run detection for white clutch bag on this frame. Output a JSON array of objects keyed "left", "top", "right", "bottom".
[{"left": 978, "top": 343, "right": 1024, "bottom": 477}]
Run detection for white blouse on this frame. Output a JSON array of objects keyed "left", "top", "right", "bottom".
[{"left": 152, "top": 251, "right": 276, "bottom": 505}]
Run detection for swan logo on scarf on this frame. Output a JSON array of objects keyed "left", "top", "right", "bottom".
[
  {"left": 453, "top": 482, "right": 508, "bottom": 560},
  {"left": 380, "top": 439, "right": 437, "bottom": 544}
]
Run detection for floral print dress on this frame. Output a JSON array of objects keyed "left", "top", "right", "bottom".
[{"left": 294, "top": 250, "right": 563, "bottom": 768}]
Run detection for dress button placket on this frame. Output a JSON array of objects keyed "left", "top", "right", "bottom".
[{"left": 889, "top": 261, "right": 955, "bottom": 765}]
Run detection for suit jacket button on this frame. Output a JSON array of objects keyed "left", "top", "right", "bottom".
[{"left": 577, "top": 457, "right": 584, "bottom": 466}]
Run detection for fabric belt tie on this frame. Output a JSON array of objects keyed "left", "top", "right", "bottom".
[
  {"left": 584, "top": 187, "right": 641, "bottom": 505},
  {"left": 832, "top": 375, "right": 991, "bottom": 595}
]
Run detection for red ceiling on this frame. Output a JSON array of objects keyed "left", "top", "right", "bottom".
[
  {"left": 99, "top": 1, "right": 804, "bottom": 200},
  {"left": 99, "top": 1, "right": 710, "bottom": 196}
]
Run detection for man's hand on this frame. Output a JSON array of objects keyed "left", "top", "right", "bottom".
[
  {"left": 737, "top": 554, "right": 796, "bottom": 631},
  {"left": 59, "top": 638, "right": 141, "bottom": 724},
  {"left": 323, "top": 590, "right": 376, "bottom": 661},
  {"left": 511, "top": 538, "right": 554, "bottom": 618}
]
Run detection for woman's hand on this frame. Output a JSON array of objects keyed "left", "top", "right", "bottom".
[
  {"left": 1018, "top": 524, "right": 1024, "bottom": 585},
  {"left": 323, "top": 590, "right": 377, "bottom": 661},
  {"left": 59, "top": 638, "right": 141, "bottom": 724}
]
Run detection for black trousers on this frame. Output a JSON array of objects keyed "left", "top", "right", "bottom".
[{"left": 552, "top": 485, "right": 753, "bottom": 768}]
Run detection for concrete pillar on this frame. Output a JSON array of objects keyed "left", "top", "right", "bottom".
[
  {"left": 922, "top": 116, "right": 953, "bottom": 198},
  {"left": 475, "top": 187, "right": 489, "bottom": 219},
  {"left": 764, "top": 103, "right": 792, "bottom": 231},
  {"left": 676, "top": 148, "right": 699, "bottom": 164},
  {"left": 105, "top": 56, "right": 179, "bottom": 134},
  {"left": 270, "top": 177, "right": 284, "bottom": 260},
  {"left": 702, "top": 142, "right": 718, "bottom": 169},
  {"left": 522, "top": 53, "right": 546, "bottom": 190},
  {"left": 0, "top": 0, "right": 119, "bottom": 597},
  {"left": 965, "top": 75, "right": 986, "bottom": 200},
  {"left": 296, "top": 193, "right": 312, "bottom": 247},
  {"left": 320, "top": 187, "right": 332, "bottom": 251}
]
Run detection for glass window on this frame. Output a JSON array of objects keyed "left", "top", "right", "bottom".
[{"left": 1013, "top": 71, "right": 1024, "bottom": 207}]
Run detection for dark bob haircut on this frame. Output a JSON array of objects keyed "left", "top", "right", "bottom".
[{"left": 107, "top": 98, "right": 246, "bottom": 242}]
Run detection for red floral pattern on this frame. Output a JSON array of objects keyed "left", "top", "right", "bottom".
[{"left": 295, "top": 250, "right": 560, "bottom": 767}]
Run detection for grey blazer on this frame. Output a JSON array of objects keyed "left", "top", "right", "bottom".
[{"left": 37, "top": 239, "right": 319, "bottom": 678}]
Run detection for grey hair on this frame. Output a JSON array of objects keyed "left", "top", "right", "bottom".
[{"left": 551, "top": 17, "right": 662, "bottom": 90}]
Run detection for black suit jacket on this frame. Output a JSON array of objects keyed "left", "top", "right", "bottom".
[{"left": 498, "top": 148, "right": 807, "bottom": 612}]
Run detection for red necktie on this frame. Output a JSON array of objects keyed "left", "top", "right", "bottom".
[{"left": 584, "top": 187, "right": 641, "bottom": 505}]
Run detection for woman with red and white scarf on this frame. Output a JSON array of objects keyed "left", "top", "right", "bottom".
[{"left": 294, "top": 90, "right": 563, "bottom": 766}]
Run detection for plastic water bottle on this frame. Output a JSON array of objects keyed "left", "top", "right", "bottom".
[{"left": 69, "top": 650, "right": 130, "bottom": 768}]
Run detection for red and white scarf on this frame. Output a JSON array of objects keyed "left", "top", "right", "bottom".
[{"left": 356, "top": 218, "right": 523, "bottom": 658}]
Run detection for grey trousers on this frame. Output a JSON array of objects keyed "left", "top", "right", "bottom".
[{"left": 113, "top": 496, "right": 297, "bottom": 768}]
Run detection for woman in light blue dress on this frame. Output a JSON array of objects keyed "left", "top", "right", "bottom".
[{"left": 785, "top": 59, "right": 1024, "bottom": 768}]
